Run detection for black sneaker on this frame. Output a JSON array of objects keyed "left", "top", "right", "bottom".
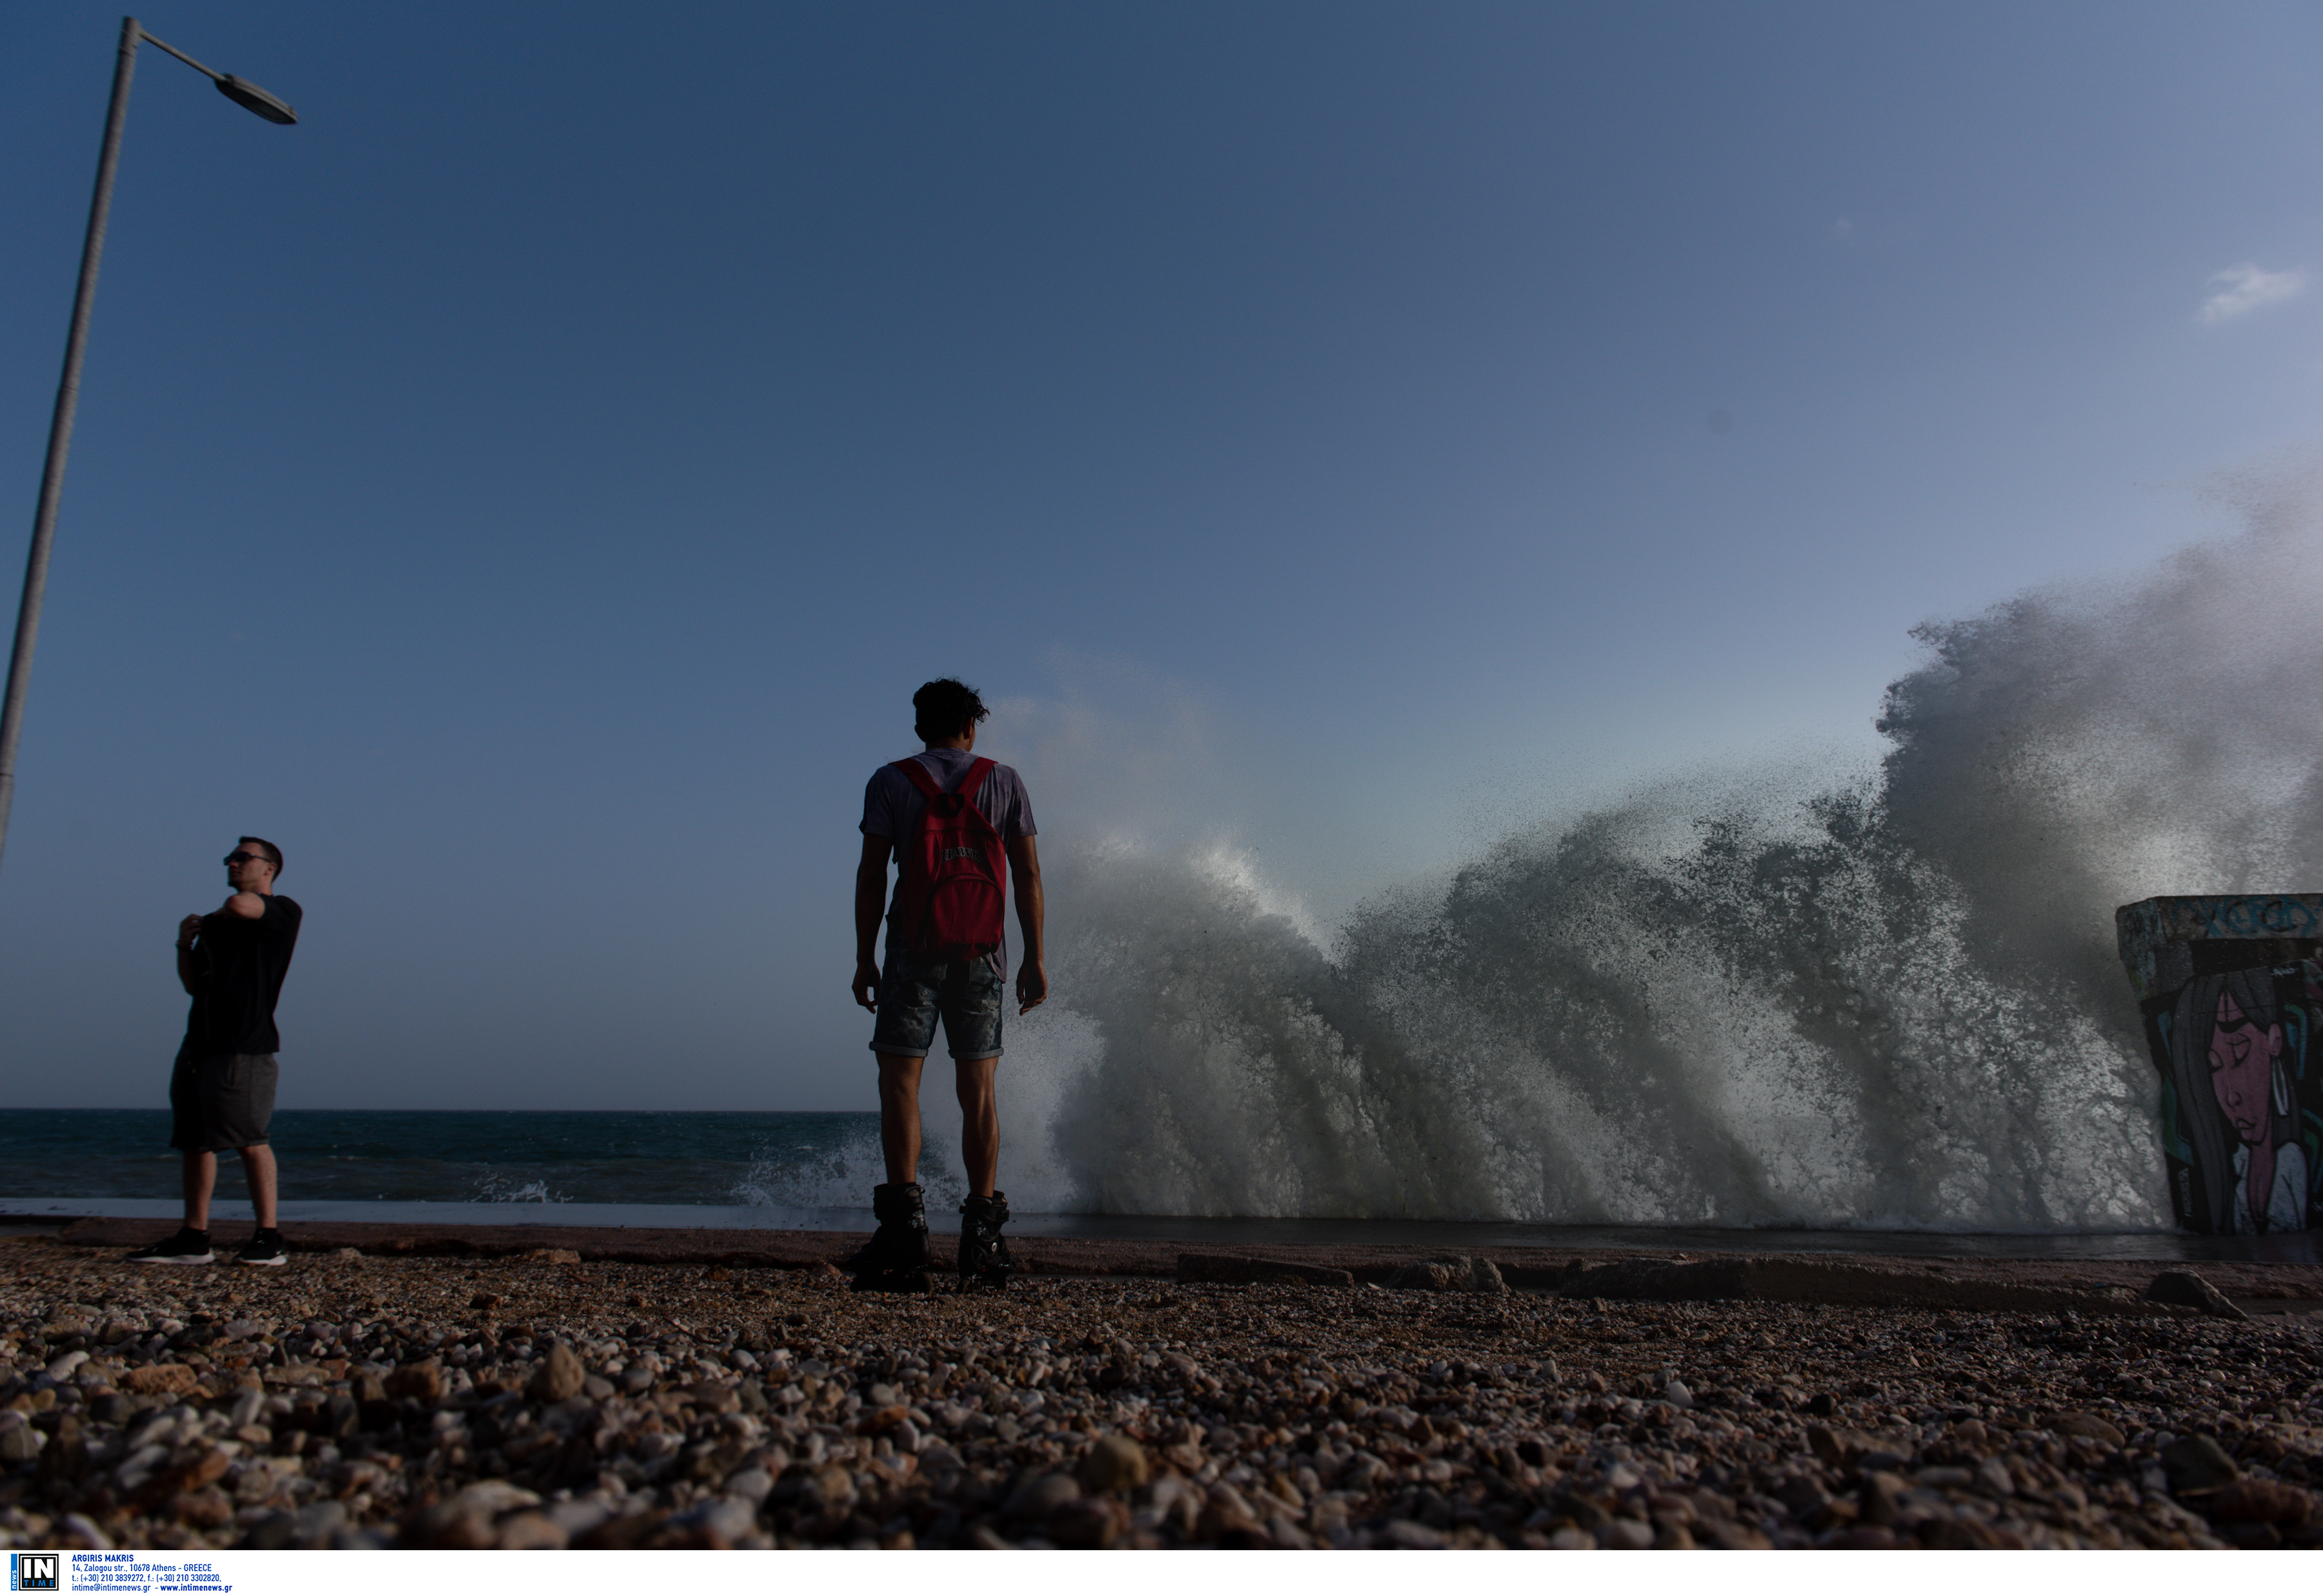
[
  {"left": 127, "top": 1228, "right": 214, "bottom": 1266},
  {"left": 236, "top": 1230, "right": 288, "bottom": 1268}
]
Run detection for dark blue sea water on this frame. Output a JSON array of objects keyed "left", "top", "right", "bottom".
[
  {"left": 0, "top": 1108, "right": 886, "bottom": 1208},
  {"left": 1, "top": 1109, "right": 2315, "bottom": 1262}
]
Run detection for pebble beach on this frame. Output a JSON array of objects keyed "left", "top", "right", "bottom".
[{"left": 1, "top": 1227, "right": 2320, "bottom": 1552}]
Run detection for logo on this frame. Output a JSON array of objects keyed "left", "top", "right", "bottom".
[{"left": 10, "top": 1553, "right": 58, "bottom": 1592}]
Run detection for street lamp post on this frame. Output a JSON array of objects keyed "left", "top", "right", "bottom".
[{"left": 0, "top": 17, "right": 297, "bottom": 875}]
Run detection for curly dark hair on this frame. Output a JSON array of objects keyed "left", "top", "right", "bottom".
[{"left": 912, "top": 679, "right": 989, "bottom": 743}]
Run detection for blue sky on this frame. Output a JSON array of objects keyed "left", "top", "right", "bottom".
[{"left": 1, "top": 1, "right": 2318, "bottom": 1112}]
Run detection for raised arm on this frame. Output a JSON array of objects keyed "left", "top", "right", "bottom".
[
  {"left": 1007, "top": 835, "right": 1046, "bottom": 1014},
  {"left": 854, "top": 833, "right": 894, "bottom": 1012},
  {"left": 176, "top": 915, "right": 205, "bottom": 997}
]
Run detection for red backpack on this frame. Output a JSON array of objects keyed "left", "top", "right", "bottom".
[{"left": 892, "top": 757, "right": 1008, "bottom": 956}]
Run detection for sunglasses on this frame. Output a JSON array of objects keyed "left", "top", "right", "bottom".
[{"left": 223, "top": 851, "right": 274, "bottom": 868}]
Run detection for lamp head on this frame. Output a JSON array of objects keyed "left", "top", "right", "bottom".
[{"left": 216, "top": 75, "right": 297, "bottom": 125}]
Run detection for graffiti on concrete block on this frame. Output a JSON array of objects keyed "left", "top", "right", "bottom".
[
  {"left": 2148, "top": 961, "right": 2323, "bottom": 1234},
  {"left": 2118, "top": 895, "right": 2323, "bottom": 1235},
  {"left": 2117, "top": 893, "right": 2323, "bottom": 1002}
]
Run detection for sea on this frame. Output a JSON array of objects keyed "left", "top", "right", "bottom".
[
  {"left": 3, "top": 1108, "right": 2314, "bottom": 1264},
  {"left": 0, "top": 1108, "right": 883, "bottom": 1233}
]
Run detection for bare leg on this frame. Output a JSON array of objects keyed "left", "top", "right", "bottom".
[
  {"left": 183, "top": 1152, "right": 217, "bottom": 1231},
  {"left": 239, "top": 1144, "right": 278, "bottom": 1230},
  {"left": 956, "top": 1057, "right": 998, "bottom": 1197},
  {"left": 876, "top": 1053, "right": 926, "bottom": 1186}
]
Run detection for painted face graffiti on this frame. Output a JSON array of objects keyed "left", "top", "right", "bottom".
[
  {"left": 2207, "top": 992, "right": 2282, "bottom": 1146},
  {"left": 2156, "top": 962, "right": 2314, "bottom": 1235}
]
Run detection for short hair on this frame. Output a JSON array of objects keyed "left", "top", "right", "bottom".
[
  {"left": 912, "top": 679, "right": 989, "bottom": 743},
  {"left": 238, "top": 835, "right": 284, "bottom": 877}
]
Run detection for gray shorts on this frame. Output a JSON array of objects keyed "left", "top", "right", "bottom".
[
  {"left": 169, "top": 1048, "right": 277, "bottom": 1152},
  {"left": 869, "top": 950, "right": 1005, "bottom": 1061}
]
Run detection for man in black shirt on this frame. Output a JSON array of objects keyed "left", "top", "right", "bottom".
[{"left": 128, "top": 837, "right": 303, "bottom": 1267}]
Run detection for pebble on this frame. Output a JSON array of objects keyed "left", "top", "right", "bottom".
[
  {"left": 0, "top": 1246, "right": 2314, "bottom": 1550},
  {"left": 383, "top": 1362, "right": 443, "bottom": 1403},
  {"left": 527, "top": 1344, "right": 585, "bottom": 1404},
  {"left": 2161, "top": 1434, "right": 2241, "bottom": 1496},
  {"left": 1078, "top": 1434, "right": 1150, "bottom": 1494},
  {"left": 2049, "top": 1411, "right": 2126, "bottom": 1448},
  {"left": 2147, "top": 1271, "right": 2249, "bottom": 1321},
  {"left": 1385, "top": 1257, "right": 1509, "bottom": 1295}
]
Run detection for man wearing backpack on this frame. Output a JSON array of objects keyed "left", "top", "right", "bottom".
[{"left": 852, "top": 678, "right": 1045, "bottom": 1290}]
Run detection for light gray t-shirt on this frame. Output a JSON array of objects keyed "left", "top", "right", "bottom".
[{"left": 861, "top": 749, "right": 1036, "bottom": 974}]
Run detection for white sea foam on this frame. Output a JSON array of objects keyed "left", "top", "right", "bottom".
[
  {"left": 468, "top": 1172, "right": 570, "bottom": 1204},
  {"left": 728, "top": 1126, "right": 963, "bottom": 1213},
  {"left": 995, "top": 474, "right": 2323, "bottom": 1230}
]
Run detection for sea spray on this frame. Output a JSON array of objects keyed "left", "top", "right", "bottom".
[
  {"left": 729, "top": 1122, "right": 961, "bottom": 1214},
  {"left": 1000, "top": 486, "right": 2323, "bottom": 1229},
  {"left": 469, "top": 1172, "right": 572, "bottom": 1204}
]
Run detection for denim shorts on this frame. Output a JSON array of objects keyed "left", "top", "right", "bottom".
[{"left": 869, "top": 950, "right": 1005, "bottom": 1061}]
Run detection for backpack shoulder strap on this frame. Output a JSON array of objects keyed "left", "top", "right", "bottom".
[
  {"left": 956, "top": 757, "right": 998, "bottom": 804},
  {"left": 892, "top": 758, "right": 943, "bottom": 798}
]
